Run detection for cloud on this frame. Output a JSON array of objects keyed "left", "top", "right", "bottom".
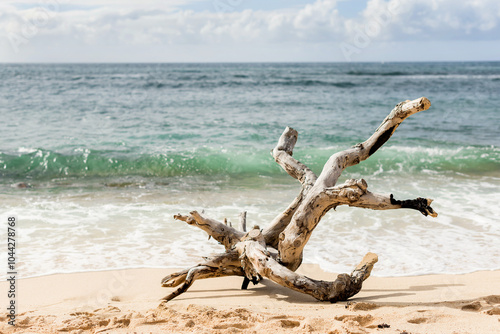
[
  {"left": 0, "top": 0, "right": 498, "bottom": 62},
  {"left": 365, "top": 0, "right": 500, "bottom": 40}
]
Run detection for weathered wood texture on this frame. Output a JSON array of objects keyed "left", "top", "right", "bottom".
[{"left": 162, "top": 97, "right": 437, "bottom": 303}]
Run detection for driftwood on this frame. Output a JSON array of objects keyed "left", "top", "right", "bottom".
[{"left": 162, "top": 97, "right": 437, "bottom": 302}]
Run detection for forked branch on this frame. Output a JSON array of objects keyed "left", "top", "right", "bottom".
[
  {"left": 278, "top": 97, "right": 435, "bottom": 268},
  {"left": 324, "top": 178, "right": 438, "bottom": 217},
  {"left": 161, "top": 251, "right": 244, "bottom": 300},
  {"left": 163, "top": 97, "right": 438, "bottom": 304},
  {"left": 174, "top": 211, "right": 244, "bottom": 250}
]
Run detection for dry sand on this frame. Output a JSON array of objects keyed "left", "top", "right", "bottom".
[{"left": 1, "top": 265, "right": 499, "bottom": 333}]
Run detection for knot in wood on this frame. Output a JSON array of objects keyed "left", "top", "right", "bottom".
[
  {"left": 344, "top": 178, "right": 365, "bottom": 189},
  {"left": 247, "top": 229, "right": 262, "bottom": 240},
  {"left": 353, "top": 143, "right": 364, "bottom": 149},
  {"left": 241, "top": 228, "right": 266, "bottom": 245},
  {"left": 356, "top": 179, "right": 368, "bottom": 192},
  {"left": 339, "top": 179, "right": 367, "bottom": 202},
  {"left": 339, "top": 187, "right": 362, "bottom": 202}
]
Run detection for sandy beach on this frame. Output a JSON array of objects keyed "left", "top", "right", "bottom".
[{"left": 2, "top": 265, "right": 499, "bottom": 334}]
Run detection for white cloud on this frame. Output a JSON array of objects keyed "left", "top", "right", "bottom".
[{"left": 0, "top": 0, "right": 499, "bottom": 62}]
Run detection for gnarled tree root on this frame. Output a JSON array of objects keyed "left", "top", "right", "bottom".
[{"left": 161, "top": 97, "right": 437, "bottom": 303}]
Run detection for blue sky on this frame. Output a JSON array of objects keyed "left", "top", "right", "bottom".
[{"left": 1, "top": 0, "right": 499, "bottom": 62}]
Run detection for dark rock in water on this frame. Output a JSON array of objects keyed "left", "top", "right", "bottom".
[
  {"left": 154, "top": 181, "right": 169, "bottom": 186},
  {"left": 104, "top": 182, "right": 146, "bottom": 188}
]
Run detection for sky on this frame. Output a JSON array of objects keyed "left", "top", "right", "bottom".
[{"left": 0, "top": 0, "right": 499, "bottom": 62}]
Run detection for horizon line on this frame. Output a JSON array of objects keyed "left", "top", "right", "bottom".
[{"left": 1, "top": 60, "right": 500, "bottom": 65}]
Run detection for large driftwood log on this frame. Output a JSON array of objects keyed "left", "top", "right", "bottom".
[{"left": 162, "top": 97, "right": 437, "bottom": 302}]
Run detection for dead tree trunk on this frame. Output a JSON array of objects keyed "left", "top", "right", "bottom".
[{"left": 162, "top": 97, "right": 437, "bottom": 302}]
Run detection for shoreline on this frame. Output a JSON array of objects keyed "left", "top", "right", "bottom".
[
  {"left": 1, "top": 265, "right": 499, "bottom": 333},
  {"left": 11, "top": 262, "right": 500, "bottom": 280}
]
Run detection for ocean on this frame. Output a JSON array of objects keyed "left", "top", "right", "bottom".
[{"left": 1, "top": 62, "right": 499, "bottom": 279}]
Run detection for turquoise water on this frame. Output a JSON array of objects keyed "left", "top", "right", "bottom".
[{"left": 0, "top": 62, "right": 499, "bottom": 278}]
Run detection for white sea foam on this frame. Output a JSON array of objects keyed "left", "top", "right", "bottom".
[
  {"left": 1, "top": 173, "right": 499, "bottom": 280},
  {"left": 17, "top": 147, "right": 38, "bottom": 154}
]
